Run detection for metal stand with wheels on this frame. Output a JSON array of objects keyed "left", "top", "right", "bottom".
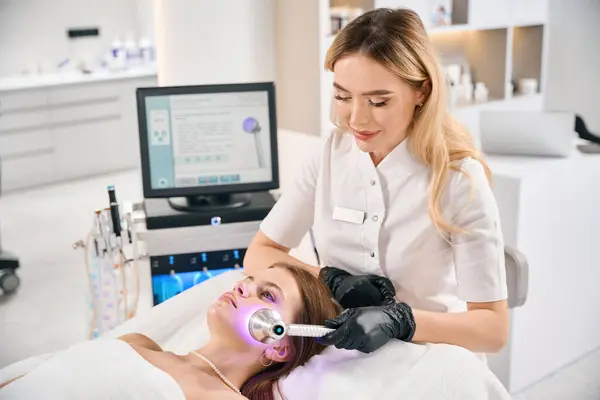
[
  {"left": 0, "top": 157, "right": 21, "bottom": 295},
  {"left": 0, "top": 251, "right": 20, "bottom": 294}
]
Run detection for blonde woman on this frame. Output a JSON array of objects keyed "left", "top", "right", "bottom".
[{"left": 245, "top": 8, "right": 508, "bottom": 355}]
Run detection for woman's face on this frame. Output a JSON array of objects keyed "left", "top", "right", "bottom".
[
  {"left": 332, "top": 52, "right": 425, "bottom": 163},
  {"left": 207, "top": 267, "right": 302, "bottom": 349}
]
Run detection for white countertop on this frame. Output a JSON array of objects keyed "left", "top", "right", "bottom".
[
  {"left": 486, "top": 140, "right": 600, "bottom": 180},
  {"left": 0, "top": 65, "right": 157, "bottom": 92}
]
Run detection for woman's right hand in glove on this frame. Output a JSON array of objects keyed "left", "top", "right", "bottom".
[{"left": 319, "top": 266, "right": 396, "bottom": 309}]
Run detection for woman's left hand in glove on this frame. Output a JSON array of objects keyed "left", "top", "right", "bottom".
[
  {"left": 317, "top": 302, "right": 416, "bottom": 354},
  {"left": 319, "top": 266, "right": 397, "bottom": 309}
]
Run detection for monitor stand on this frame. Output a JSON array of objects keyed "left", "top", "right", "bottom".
[{"left": 167, "top": 193, "right": 252, "bottom": 213}]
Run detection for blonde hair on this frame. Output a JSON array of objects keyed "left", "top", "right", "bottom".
[{"left": 325, "top": 8, "right": 491, "bottom": 236}]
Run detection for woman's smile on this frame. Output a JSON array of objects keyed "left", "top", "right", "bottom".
[{"left": 352, "top": 128, "right": 381, "bottom": 141}]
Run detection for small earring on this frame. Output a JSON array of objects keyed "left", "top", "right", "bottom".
[{"left": 260, "top": 352, "right": 274, "bottom": 367}]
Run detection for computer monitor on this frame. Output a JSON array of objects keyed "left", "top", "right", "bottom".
[{"left": 136, "top": 82, "right": 279, "bottom": 211}]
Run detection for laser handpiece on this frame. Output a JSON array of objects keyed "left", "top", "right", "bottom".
[{"left": 248, "top": 308, "right": 335, "bottom": 344}]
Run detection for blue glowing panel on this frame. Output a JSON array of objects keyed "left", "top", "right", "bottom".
[{"left": 152, "top": 268, "right": 240, "bottom": 305}]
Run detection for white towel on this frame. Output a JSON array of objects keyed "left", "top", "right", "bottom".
[
  {"left": 0, "top": 339, "right": 185, "bottom": 400},
  {"left": 277, "top": 341, "right": 511, "bottom": 400}
]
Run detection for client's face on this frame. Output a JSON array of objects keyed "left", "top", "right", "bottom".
[{"left": 207, "top": 267, "right": 302, "bottom": 349}]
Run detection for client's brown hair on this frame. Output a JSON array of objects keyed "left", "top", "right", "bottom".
[{"left": 240, "top": 262, "right": 341, "bottom": 400}]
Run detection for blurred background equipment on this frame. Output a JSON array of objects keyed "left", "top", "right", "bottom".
[
  {"left": 73, "top": 186, "right": 139, "bottom": 338},
  {"left": 0, "top": 157, "right": 20, "bottom": 295},
  {"left": 480, "top": 111, "right": 576, "bottom": 157},
  {"left": 0, "top": 245, "right": 20, "bottom": 296}
]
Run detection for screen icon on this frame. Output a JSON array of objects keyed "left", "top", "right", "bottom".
[{"left": 243, "top": 117, "right": 265, "bottom": 168}]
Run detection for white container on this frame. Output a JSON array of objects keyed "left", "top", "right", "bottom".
[
  {"left": 474, "top": 82, "right": 489, "bottom": 102},
  {"left": 460, "top": 73, "right": 473, "bottom": 103},
  {"left": 111, "top": 39, "right": 125, "bottom": 61},
  {"left": 139, "top": 37, "right": 154, "bottom": 64},
  {"left": 446, "top": 64, "right": 461, "bottom": 85},
  {"left": 124, "top": 33, "right": 139, "bottom": 66},
  {"left": 518, "top": 78, "right": 538, "bottom": 96}
]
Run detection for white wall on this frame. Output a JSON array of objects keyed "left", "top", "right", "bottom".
[
  {"left": 275, "top": 0, "right": 322, "bottom": 135},
  {"left": 544, "top": 0, "right": 600, "bottom": 133},
  {"left": 0, "top": 0, "right": 153, "bottom": 77},
  {"left": 153, "top": 0, "right": 275, "bottom": 87}
]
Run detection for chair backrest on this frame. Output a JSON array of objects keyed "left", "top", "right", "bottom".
[{"left": 504, "top": 246, "right": 529, "bottom": 308}]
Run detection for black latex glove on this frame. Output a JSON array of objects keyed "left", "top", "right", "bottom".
[
  {"left": 317, "top": 302, "right": 416, "bottom": 354},
  {"left": 319, "top": 266, "right": 396, "bottom": 309}
]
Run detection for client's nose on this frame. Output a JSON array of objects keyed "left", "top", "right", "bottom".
[{"left": 235, "top": 282, "right": 251, "bottom": 299}]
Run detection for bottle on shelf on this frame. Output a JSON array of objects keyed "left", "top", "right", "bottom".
[
  {"left": 474, "top": 82, "right": 489, "bottom": 103},
  {"left": 139, "top": 37, "right": 155, "bottom": 65},
  {"left": 124, "top": 32, "right": 140, "bottom": 67},
  {"left": 460, "top": 72, "right": 473, "bottom": 104},
  {"left": 110, "top": 38, "right": 126, "bottom": 70}
]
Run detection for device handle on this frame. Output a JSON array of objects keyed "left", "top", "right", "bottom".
[
  {"left": 286, "top": 324, "right": 335, "bottom": 338},
  {"left": 107, "top": 186, "right": 122, "bottom": 237}
]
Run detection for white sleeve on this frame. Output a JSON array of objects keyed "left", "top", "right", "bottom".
[
  {"left": 259, "top": 144, "right": 323, "bottom": 249},
  {"left": 449, "top": 158, "right": 508, "bottom": 303}
]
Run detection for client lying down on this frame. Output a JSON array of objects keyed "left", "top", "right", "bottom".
[{"left": 0, "top": 263, "right": 340, "bottom": 400}]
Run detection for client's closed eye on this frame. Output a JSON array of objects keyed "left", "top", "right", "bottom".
[{"left": 334, "top": 94, "right": 351, "bottom": 102}]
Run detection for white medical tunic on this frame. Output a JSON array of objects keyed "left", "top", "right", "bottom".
[{"left": 260, "top": 131, "right": 508, "bottom": 313}]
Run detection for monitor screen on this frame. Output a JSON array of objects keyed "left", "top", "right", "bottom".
[{"left": 137, "top": 83, "right": 278, "bottom": 198}]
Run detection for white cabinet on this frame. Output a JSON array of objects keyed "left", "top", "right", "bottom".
[
  {"left": 48, "top": 81, "right": 121, "bottom": 105},
  {"left": 0, "top": 73, "right": 157, "bottom": 192},
  {"left": 0, "top": 108, "right": 49, "bottom": 133},
  {"left": 53, "top": 117, "right": 123, "bottom": 180},
  {"left": 49, "top": 100, "right": 122, "bottom": 126},
  {"left": 0, "top": 89, "right": 47, "bottom": 111},
  {"left": 468, "top": 0, "right": 510, "bottom": 28},
  {"left": 0, "top": 128, "right": 53, "bottom": 159},
  {"left": 375, "top": 0, "right": 548, "bottom": 30},
  {"left": 1, "top": 152, "right": 55, "bottom": 191},
  {"left": 511, "top": 0, "right": 548, "bottom": 25},
  {"left": 374, "top": 0, "right": 431, "bottom": 26}
]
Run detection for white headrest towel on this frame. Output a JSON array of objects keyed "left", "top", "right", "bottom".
[{"left": 1, "top": 270, "right": 511, "bottom": 399}]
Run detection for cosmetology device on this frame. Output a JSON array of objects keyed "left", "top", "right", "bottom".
[
  {"left": 248, "top": 308, "right": 335, "bottom": 344},
  {"left": 136, "top": 81, "right": 279, "bottom": 214},
  {"left": 132, "top": 82, "right": 279, "bottom": 306},
  {"left": 74, "top": 185, "right": 140, "bottom": 338},
  {"left": 74, "top": 82, "right": 280, "bottom": 323}
]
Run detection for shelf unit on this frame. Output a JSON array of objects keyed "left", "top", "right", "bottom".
[{"left": 275, "top": 0, "right": 548, "bottom": 144}]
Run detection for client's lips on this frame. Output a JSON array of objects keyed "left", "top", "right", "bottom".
[{"left": 219, "top": 292, "right": 237, "bottom": 308}]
